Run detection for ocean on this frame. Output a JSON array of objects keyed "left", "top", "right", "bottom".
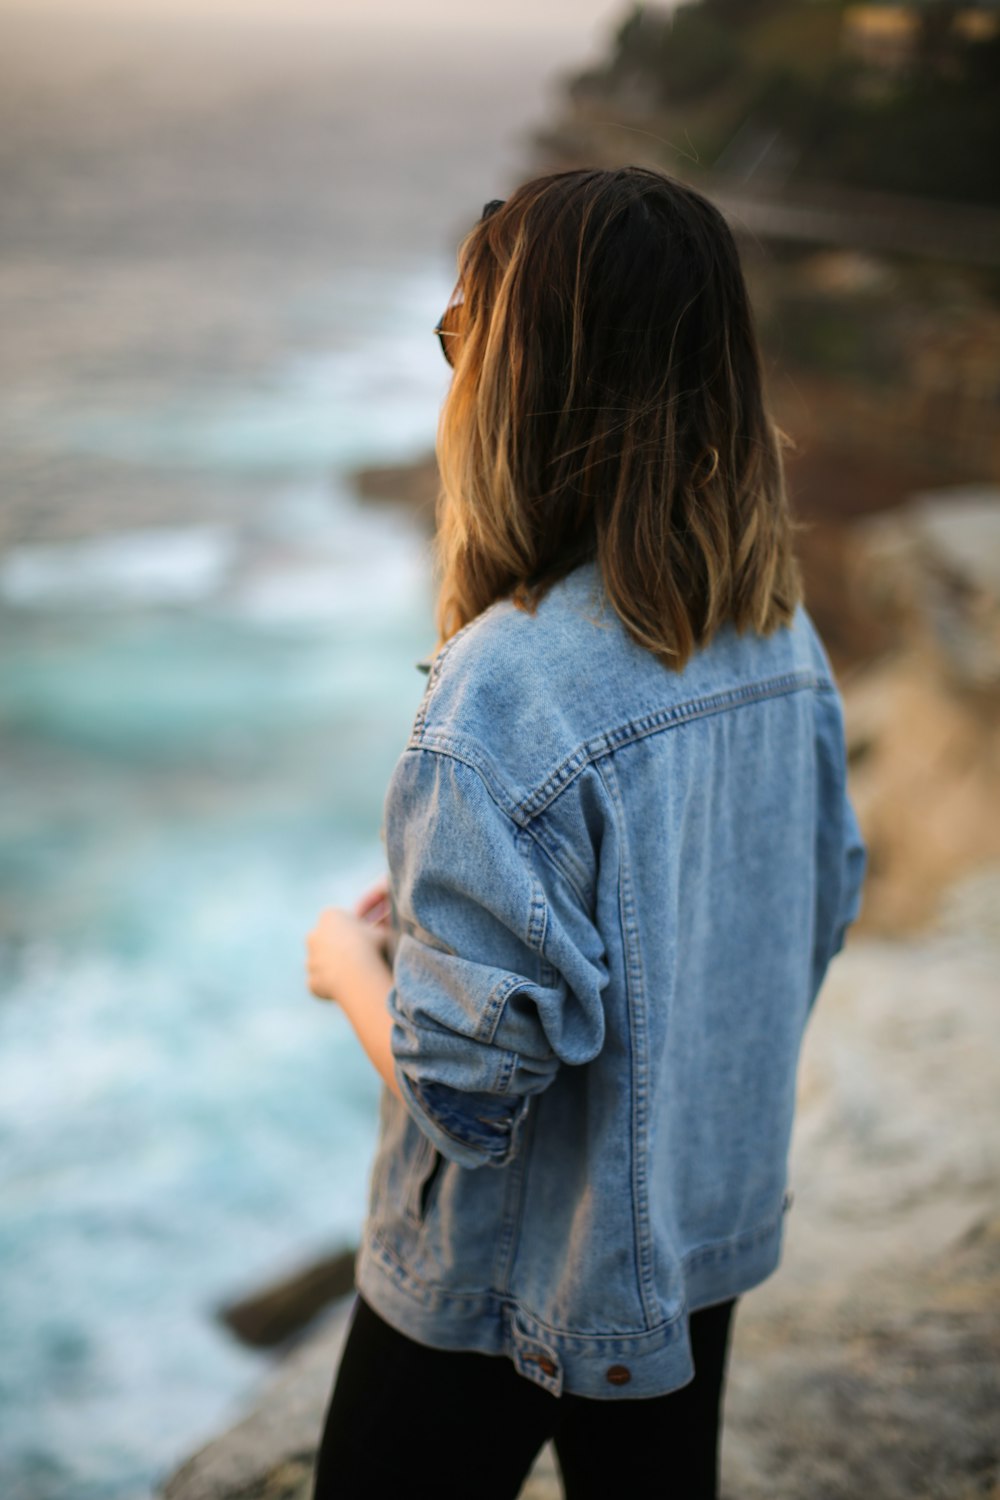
[{"left": 0, "top": 11, "right": 608, "bottom": 1496}]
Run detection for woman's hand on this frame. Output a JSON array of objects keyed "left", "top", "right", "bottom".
[
  {"left": 354, "top": 877, "right": 392, "bottom": 929},
  {"left": 305, "top": 906, "right": 390, "bottom": 1006},
  {"left": 305, "top": 891, "right": 404, "bottom": 1103}
]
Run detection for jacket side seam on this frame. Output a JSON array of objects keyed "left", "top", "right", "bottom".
[
  {"left": 518, "top": 828, "right": 550, "bottom": 959},
  {"left": 595, "top": 757, "right": 659, "bottom": 1330},
  {"left": 492, "top": 1087, "right": 535, "bottom": 1297}
]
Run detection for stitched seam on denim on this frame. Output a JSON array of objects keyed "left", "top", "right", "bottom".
[
  {"left": 368, "top": 1230, "right": 512, "bottom": 1302},
  {"left": 397, "top": 744, "right": 592, "bottom": 917},
  {"left": 596, "top": 758, "right": 658, "bottom": 1331},
  {"left": 517, "top": 828, "right": 550, "bottom": 959},
  {"left": 475, "top": 972, "right": 531, "bottom": 1045},
  {"left": 403, "top": 735, "right": 521, "bottom": 819},
  {"left": 366, "top": 1233, "right": 685, "bottom": 1340},
  {"left": 412, "top": 671, "right": 829, "bottom": 828},
  {"left": 364, "top": 1221, "right": 781, "bottom": 1341},
  {"left": 507, "top": 1305, "right": 690, "bottom": 1344},
  {"left": 681, "top": 1209, "right": 785, "bottom": 1269},
  {"left": 519, "top": 820, "right": 591, "bottom": 912},
  {"left": 493, "top": 1051, "right": 517, "bottom": 1095},
  {"left": 494, "top": 1093, "right": 537, "bottom": 1295},
  {"left": 410, "top": 601, "right": 514, "bottom": 740},
  {"left": 507, "top": 1214, "right": 784, "bottom": 1342},
  {"left": 391, "top": 976, "right": 512, "bottom": 1050},
  {"left": 410, "top": 640, "right": 458, "bottom": 740},
  {"left": 518, "top": 670, "right": 830, "bottom": 821},
  {"left": 525, "top": 805, "right": 593, "bottom": 908}
]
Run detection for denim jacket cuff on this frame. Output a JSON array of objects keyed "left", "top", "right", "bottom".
[{"left": 395, "top": 1066, "right": 529, "bottom": 1170}]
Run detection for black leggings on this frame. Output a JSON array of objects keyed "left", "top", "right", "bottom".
[{"left": 312, "top": 1293, "right": 738, "bottom": 1500}]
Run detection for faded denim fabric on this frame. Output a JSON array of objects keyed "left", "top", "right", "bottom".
[{"left": 355, "top": 559, "right": 867, "bottom": 1399}]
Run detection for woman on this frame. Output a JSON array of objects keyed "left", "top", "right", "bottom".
[{"left": 305, "top": 166, "right": 867, "bottom": 1500}]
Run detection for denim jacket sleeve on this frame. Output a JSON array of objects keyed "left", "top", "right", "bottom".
[{"left": 383, "top": 746, "right": 609, "bottom": 1170}]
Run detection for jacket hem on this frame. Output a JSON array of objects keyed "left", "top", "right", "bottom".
[{"left": 354, "top": 1209, "right": 786, "bottom": 1400}]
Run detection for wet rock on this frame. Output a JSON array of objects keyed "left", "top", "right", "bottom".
[
  {"left": 218, "top": 1249, "right": 356, "bottom": 1350},
  {"left": 724, "top": 1237, "right": 1000, "bottom": 1499},
  {"left": 160, "top": 1303, "right": 349, "bottom": 1500},
  {"left": 351, "top": 455, "right": 439, "bottom": 529}
]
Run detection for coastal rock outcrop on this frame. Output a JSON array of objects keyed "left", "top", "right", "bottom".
[{"left": 839, "top": 485, "right": 1000, "bottom": 931}]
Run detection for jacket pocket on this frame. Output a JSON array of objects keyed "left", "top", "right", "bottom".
[
  {"left": 404, "top": 1134, "right": 444, "bottom": 1227},
  {"left": 418, "top": 1150, "right": 445, "bottom": 1222}
]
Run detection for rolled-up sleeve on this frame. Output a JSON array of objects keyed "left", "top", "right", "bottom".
[{"left": 383, "top": 747, "right": 609, "bottom": 1170}]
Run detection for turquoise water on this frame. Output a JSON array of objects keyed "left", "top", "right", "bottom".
[
  {"left": 0, "top": 11, "right": 599, "bottom": 1490},
  {"left": 0, "top": 278, "right": 447, "bottom": 1497}
]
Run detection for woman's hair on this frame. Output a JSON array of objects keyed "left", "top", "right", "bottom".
[{"left": 433, "top": 165, "right": 804, "bottom": 672}]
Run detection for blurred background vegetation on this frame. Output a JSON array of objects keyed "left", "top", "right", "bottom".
[{"left": 566, "top": 0, "right": 999, "bottom": 201}]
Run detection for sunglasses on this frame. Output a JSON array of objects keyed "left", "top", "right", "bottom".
[{"left": 434, "top": 199, "right": 506, "bottom": 367}]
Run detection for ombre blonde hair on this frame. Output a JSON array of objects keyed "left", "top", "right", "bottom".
[{"left": 433, "top": 165, "right": 804, "bottom": 671}]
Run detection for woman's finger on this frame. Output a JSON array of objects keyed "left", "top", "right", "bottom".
[{"left": 355, "top": 880, "right": 391, "bottom": 924}]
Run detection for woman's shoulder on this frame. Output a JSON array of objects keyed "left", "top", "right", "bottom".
[
  {"left": 415, "top": 562, "right": 619, "bottom": 729},
  {"left": 423, "top": 566, "right": 829, "bottom": 711},
  {"left": 411, "top": 567, "right": 835, "bottom": 802},
  {"left": 407, "top": 564, "right": 625, "bottom": 801}
]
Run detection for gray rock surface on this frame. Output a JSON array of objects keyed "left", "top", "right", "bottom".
[
  {"left": 160, "top": 1306, "right": 348, "bottom": 1500},
  {"left": 854, "top": 484, "right": 1000, "bottom": 691}
]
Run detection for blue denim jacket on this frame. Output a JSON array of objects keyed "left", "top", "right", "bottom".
[{"left": 355, "top": 559, "right": 866, "bottom": 1399}]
